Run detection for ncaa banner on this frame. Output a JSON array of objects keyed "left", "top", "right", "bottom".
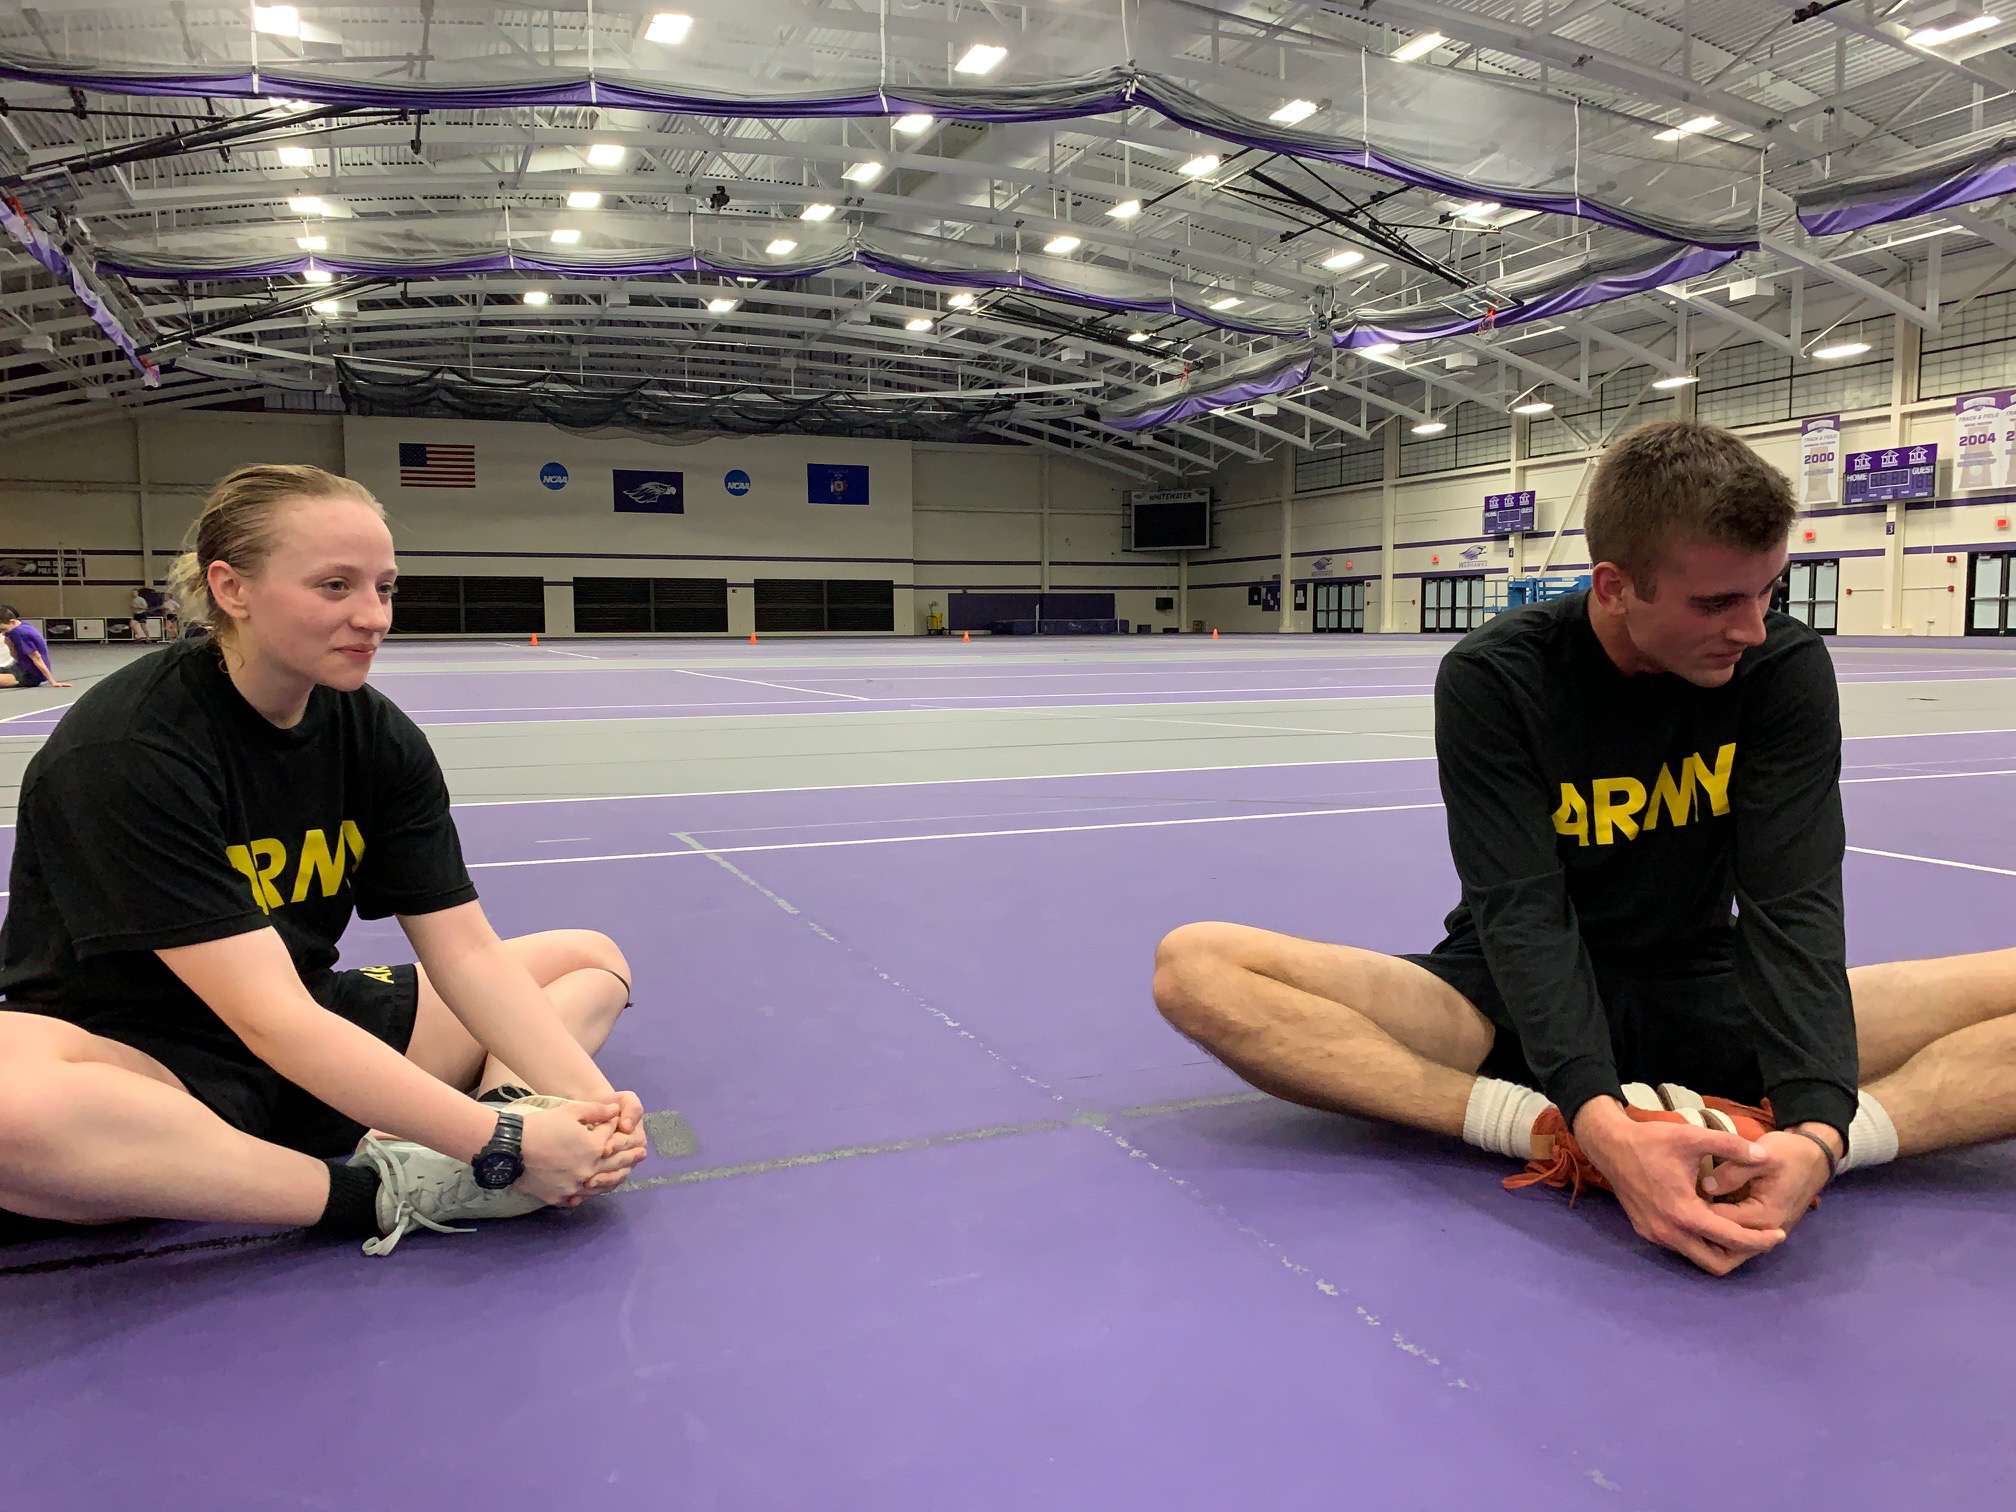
[
  {"left": 1954, "top": 391, "right": 2016, "bottom": 491},
  {"left": 1798, "top": 415, "right": 1841, "bottom": 509}
]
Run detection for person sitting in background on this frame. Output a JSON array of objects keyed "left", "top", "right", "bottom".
[{"left": 0, "top": 608, "right": 69, "bottom": 689}]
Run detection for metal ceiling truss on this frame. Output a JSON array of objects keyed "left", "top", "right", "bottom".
[{"left": 1, "top": 1, "right": 2012, "bottom": 458}]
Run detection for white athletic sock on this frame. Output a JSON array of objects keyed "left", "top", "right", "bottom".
[
  {"left": 1836, "top": 1091, "right": 1899, "bottom": 1173},
  {"left": 1462, "top": 1077, "right": 1553, "bottom": 1159}
]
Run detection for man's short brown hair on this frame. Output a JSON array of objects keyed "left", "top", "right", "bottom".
[{"left": 1583, "top": 420, "right": 1795, "bottom": 596}]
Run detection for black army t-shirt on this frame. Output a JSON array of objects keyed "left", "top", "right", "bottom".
[
  {"left": 0, "top": 637, "right": 477, "bottom": 1064},
  {"left": 1432, "top": 590, "right": 1855, "bottom": 1139}
]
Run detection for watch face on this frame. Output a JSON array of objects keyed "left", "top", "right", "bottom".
[{"left": 472, "top": 1151, "right": 524, "bottom": 1190}]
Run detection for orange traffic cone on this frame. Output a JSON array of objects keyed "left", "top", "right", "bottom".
[
  {"left": 1211, "top": 628, "right": 1219, "bottom": 639},
  {"left": 962, "top": 631, "right": 971, "bottom": 643},
  {"left": 749, "top": 632, "right": 758, "bottom": 644},
  {"left": 530, "top": 634, "right": 539, "bottom": 647}
]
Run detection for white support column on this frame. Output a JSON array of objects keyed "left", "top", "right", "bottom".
[
  {"left": 1883, "top": 312, "right": 1922, "bottom": 633},
  {"left": 1038, "top": 454, "right": 1052, "bottom": 593},
  {"left": 1278, "top": 446, "right": 1295, "bottom": 632},
  {"left": 133, "top": 417, "right": 152, "bottom": 589},
  {"left": 1378, "top": 420, "right": 1400, "bottom": 632},
  {"left": 1178, "top": 552, "right": 1190, "bottom": 630}
]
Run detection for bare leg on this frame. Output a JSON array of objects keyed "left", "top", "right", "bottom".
[
  {"left": 1151, "top": 921, "right": 1496, "bottom": 1139},
  {"left": 402, "top": 929, "right": 632, "bottom": 1096},
  {"left": 0, "top": 1013, "right": 328, "bottom": 1226},
  {"left": 1848, "top": 948, "right": 2016, "bottom": 1157}
]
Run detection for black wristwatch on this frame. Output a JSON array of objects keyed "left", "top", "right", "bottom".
[{"left": 471, "top": 1110, "right": 527, "bottom": 1190}]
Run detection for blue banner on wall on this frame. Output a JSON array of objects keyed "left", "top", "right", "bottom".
[
  {"left": 807, "top": 463, "right": 870, "bottom": 506},
  {"left": 613, "top": 469, "right": 685, "bottom": 514}
]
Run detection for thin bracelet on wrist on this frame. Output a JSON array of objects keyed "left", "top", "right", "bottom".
[{"left": 1786, "top": 1125, "right": 1841, "bottom": 1181}]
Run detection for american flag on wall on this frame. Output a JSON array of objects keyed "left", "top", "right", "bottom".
[{"left": 398, "top": 442, "right": 477, "bottom": 488}]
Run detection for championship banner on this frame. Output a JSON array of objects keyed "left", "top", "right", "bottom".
[
  {"left": 1798, "top": 415, "right": 1842, "bottom": 509},
  {"left": 1954, "top": 391, "right": 2015, "bottom": 492}
]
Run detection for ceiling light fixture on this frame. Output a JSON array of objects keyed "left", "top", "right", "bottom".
[
  {"left": 253, "top": 5, "right": 300, "bottom": 37},
  {"left": 1392, "top": 32, "right": 1446, "bottom": 62},
  {"left": 905, "top": 316, "right": 934, "bottom": 331},
  {"left": 276, "top": 145, "right": 315, "bottom": 168},
  {"left": 296, "top": 234, "right": 327, "bottom": 250},
  {"left": 947, "top": 292, "right": 977, "bottom": 309},
  {"left": 1651, "top": 374, "right": 1699, "bottom": 389},
  {"left": 800, "top": 203, "right": 837, "bottom": 221},
  {"left": 1180, "top": 154, "right": 1221, "bottom": 177},
  {"left": 1512, "top": 399, "right": 1554, "bottom": 415},
  {"left": 550, "top": 228, "right": 581, "bottom": 244},
  {"left": 1209, "top": 295, "right": 1242, "bottom": 311},
  {"left": 644, "top": 12, "right": 693, "bottom": 44},
  {"left": 1321, "top": 248, "right": 1365, "bottom": 270},
  {"left": 310, "top": 298, "right": 341, "bottom": 315},
  {"left": 1812, "top": 340, "right": 1872, "bottom": 360},
  {"left": 843, "top": 160, "right": 885, "bottom": 183},
  {"left": 1108, "top": 198, "right": 1142, "bottom": 219},
  {"left": 1909, "top": 14, "right": 2000, "bottom": 46},
  {"left": 566, "top": 190, "right": 603, "bottom": 209},
  {"left": 893, "top": 113, "right": 935, "bottom": 134},
  {"left": 766, "top": 238, "right": 798, "bottom": 256},
  {"left": 1043, "top": 234, "right": 1082, "bottom": 254},
  {"left": 706, "top": 297, "right": 740, "bottom": 313},
  {"left": 954, "top": 43, "right": 1008, "bottom": 74},
  {"left": 1127, "top": 331, "right": 1151, "bottom": 343},
  {"left": 1653, "top": 114, "right": 1720, "bottom": 142},
  {"left": 1411, "top": 419, "right": 1448, "bottom": 435},
  {"left": 302, "top": 268, "right": 333, "bottom": 285},
  {"left": 287, "top": 196, "right": 328, "bottom": 215},
  {"left": 585, "top": 143, "right": 626, "bottom": 167},
  {"left": 1269, "top": 99, "right": 1318, "bottom": 124},
  {"left": 523, "top": 289, "right": 550, "bottom": 306}
]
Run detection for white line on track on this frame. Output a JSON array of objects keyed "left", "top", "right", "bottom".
[
  {"left": 448, "top": 753, "right": 1437, "bottom": 808},
  {"left": 441, "top": 738, "right": 2016, "bottom": 811},
  {"left": 1847, "top": 846, "right": 2016, "bottom": 878},
  {"left": 465, "top": 801, "right": 1446, "bottom": 869},
  {"left": 676, "top": 668, "right": 871, "bottom": 701}
]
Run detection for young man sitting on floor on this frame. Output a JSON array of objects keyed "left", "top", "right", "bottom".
[{"left": 1154, "top": 419, "right": 2016, "bottom": 1276}]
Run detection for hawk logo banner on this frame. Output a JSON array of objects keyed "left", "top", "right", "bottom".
[
  {"left": 613, "top": 469, "right": 685, "bottom": 514},
  {"left": 807, "top": 463, "right": 870, "bottom": 505}
]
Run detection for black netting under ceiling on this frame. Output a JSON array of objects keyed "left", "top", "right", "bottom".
[{"left": 333, "top": 361, "right": 1024, "bottom": 442}]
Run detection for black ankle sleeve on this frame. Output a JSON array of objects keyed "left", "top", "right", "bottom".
[{"left": 312, "top": 1159, "right": 383, "bottom": 1239}]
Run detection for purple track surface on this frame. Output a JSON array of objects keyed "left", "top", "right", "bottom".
[{"left": 1, "top": 641, "right": 2013, "bottom": 1510}]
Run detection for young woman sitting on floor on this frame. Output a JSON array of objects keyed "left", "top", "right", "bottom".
[{"left": 0, "top": 464, "right": 647, "bottom": 1255}]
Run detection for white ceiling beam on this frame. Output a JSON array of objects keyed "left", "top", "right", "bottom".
[{"left": 1762, "top": 235, "right": 1938, "bottom": 331}]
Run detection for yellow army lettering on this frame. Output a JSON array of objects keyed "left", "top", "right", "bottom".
[
  {"left": 1551, "top": 744, "right": 1734, "bottom": 847},
  {"left": 224, "top": 822, "right": 366, "bottom": 912}
]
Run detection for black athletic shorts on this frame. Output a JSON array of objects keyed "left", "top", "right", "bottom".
[
  {"left": 38, "top": 962, "right": 420, "bottom": 1158},
  {"left": 0, "top": 964, "right": 420, "bottom": 1247},
  {"left": 1402, "top": 932, "right": 1766, "bottom": 1107}
]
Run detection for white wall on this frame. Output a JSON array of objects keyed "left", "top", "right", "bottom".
[
  {"left": 346, "top": 416, "right": 915, "bottom": 636},
  {"left": 911, "top": 447, "right": 1180, "bottom": 634},
  {"left": 1193, "top": 320, "right": 2016, "bottom": 638},
  {"left": 0, "top": 410, "right": 1170, "bottom": 636}
]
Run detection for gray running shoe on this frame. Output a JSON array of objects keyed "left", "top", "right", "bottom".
[{"left": 349, "top": 1094, "right": 568, "bottom": 1257}]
